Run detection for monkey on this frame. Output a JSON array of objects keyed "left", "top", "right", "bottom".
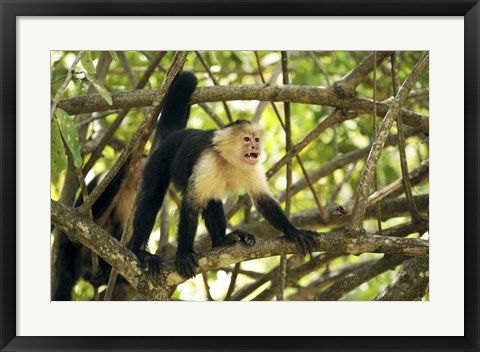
[
  {"left": 53, "top": 157, "right": 145, "bottom": 300},
  {"left": 130, "top": 71, "right": 318, "bottom": 279}
]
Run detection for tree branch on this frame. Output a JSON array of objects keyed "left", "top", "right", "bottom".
[
  {"left": 315, "top": 254, "right": 407, "bottom": 301},
  {"left": 57, "top": 85, "right": 429, "bottom": 133},
  {"left": 333, "top": 51, "right": 393, "bottom": 96},
  {"left": 373, "top": 257, "right": 429, "bottom": 301},
  {"left": 51, "top": 199, "right": 428, "bottom": 301}
]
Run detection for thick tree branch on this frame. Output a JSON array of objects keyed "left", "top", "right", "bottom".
[
  {"left": 51, "top": 199, "right": 428, "bottom": 301},
  {"left": 315, "top": 254, "right": 407, "bottom": 301},
  {"left": 57, "top": 85, "right": 429, "bottom": 133},
  {"left": 374, "top": 257, "right": 429, "bottom": 301},
  {"left": 287, "top": 260, "right": 376, "bottom": 301}
]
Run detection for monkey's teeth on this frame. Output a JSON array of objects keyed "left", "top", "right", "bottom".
[{"left": 244, "top": 153, "right": 258, "bottom": 159}]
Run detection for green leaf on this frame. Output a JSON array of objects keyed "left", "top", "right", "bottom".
[
  {"left": 51, "top": 118, "right": 67, "bottom": 182},
  {"left": 109, "top": 51, "right": 120, "bottom": 64},
  {"left": 55, "top": 108, "right": 83, "bottom": 168},
  {"left": 81, "top": 51, "right": 96, "bottom": 74},
  {"left": 84, "top": 72, "right": 113, "bottom": 106}
]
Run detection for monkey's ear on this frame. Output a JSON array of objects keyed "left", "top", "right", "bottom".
[{"left": 212, "top": 128, "right": 234, "bottom": 147}]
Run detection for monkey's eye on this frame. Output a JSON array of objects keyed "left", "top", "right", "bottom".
[
  {"left": 243, "top": 136, "right": 250, "bottom": 142},
  {"left": 255, "top": 137, "right": 260, "bottom": 143}
]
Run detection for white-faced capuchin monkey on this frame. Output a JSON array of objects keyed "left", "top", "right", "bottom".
[{"left": 130, "top": 71, "right": 318, "bottom": 279}]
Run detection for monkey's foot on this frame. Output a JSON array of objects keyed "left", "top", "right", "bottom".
[
  {"left": 134, "top": 250, "right": 162, "bottom": 276},
  {"left": 286, "top": 229, "right": 318, "bottom": 257},
  {"left": 175, "top": 251, "right": 199, "bottom": 279},
  {"left": 216, "top": 230, "right": 256, "bottom": 247}
]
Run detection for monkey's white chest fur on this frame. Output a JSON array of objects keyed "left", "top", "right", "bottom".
[{"left": 189, "top": 150, "right": 270, "bottom": 208}]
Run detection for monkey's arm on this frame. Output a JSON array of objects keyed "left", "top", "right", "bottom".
[{"left": 253, "top": 194, "right": 317, "bottom": 256}]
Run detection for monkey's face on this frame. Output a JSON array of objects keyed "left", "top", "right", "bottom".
[
  {"left": 212, "top": 121, "right": 265, "bottom": 167},
  {"left": 241, "top": 133, "right": 261, "bottom": 165}
]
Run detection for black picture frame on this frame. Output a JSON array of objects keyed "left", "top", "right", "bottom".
[{"left": 1, "top": 1, "right": 478, "bottom": 351}]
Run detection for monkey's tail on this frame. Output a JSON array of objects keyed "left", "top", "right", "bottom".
[{"left": 155, "top": 71, "right": 198, "bottom": 142}]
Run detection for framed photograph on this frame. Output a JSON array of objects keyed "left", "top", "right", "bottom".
[{"left": 1, "top": 1, "right": 478, "bottom": 351}]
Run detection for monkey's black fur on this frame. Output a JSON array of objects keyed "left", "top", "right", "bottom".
[
  {"left": 54, "top": 161, "right": 131, "bottom": 301},
  {"left": 130, "top": 71, "right": 317, "bottom": 279}
]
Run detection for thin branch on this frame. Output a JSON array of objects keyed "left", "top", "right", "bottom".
[
  {"left": 76, "top": 110, "right": 120, "bottom": 128},
  {"left": 328, "top": 162, "right": 357, "bottom": 204},
  {"left": 308, "top": 51, "right": 331, "bottom": 86},
  {"left": 202, "top": 273, "right": 214, "bottom": 301},
  {"left": 315, "top": 254, "right": 406, "bottom": 301},
  {"left": 224, "top": 263, "right": 240, "bottom": 301},
  {"left": 309, "top": 51, "right": 338, "bottom": 157},
  {"left": 374, "top": 221, "right": 428, "bottom": 238},
  {"left": 391, "top": 52, "right": 425, "bottom": 226},
  {"left": 287, "top": 260, "right": 375, "bottom": 301},
  {"left": 137, "top": 51, "right": 167, "bottom": 88},
  {"left": 333, "top": 51, "right": 393, "bottom": 95},
  {"left": 252, "top": 253, "right": 339, "bottom": 301},
  {"left": 372, "top": 51, "right": 383, "bottom": 235},
  {"left": 198, "top": 103, "right": 225, "bottom": 128},
  {"left": 382, "top": 89, "right": 429, "bottom": 104},
  {"left": 252, "top": 59, "right": 282, "bottom": 123},
  {"left": 219, "top": 267, "right": 263, "bottom": 280},
  {"left": 335, "top": 159, "right": 429, "bottom": 216},
  {"left": 51, "top": 51, "right": 84, "bottom": 120},
  {"left": 77, "top": 52, "right": 113, "bottom": 141},
  {"left": 118, "top": 51, "right": 137, "bottom": 89},
  {"left": 195, "top": 51, "right": 233, "bottom": 123},
  {"left": 276, "top": 51, "right": 292, "bottom": 301}
]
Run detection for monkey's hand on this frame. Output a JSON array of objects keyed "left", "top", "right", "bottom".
[
  {"left": 134, "top": 249, "right": 162, "bottom": 276},
  {"left": 285, "top": 228, "right": 318, "bottom": 257},
  {"left": 175, "top": 250, "right": 199, "bottom": 279},
  {"left": 215, "top": 230, "right": 256, "bottom": 247}
]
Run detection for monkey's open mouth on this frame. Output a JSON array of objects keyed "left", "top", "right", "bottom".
[{"left": 244, "top": 152, "right": 259, "bottom": 160}]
